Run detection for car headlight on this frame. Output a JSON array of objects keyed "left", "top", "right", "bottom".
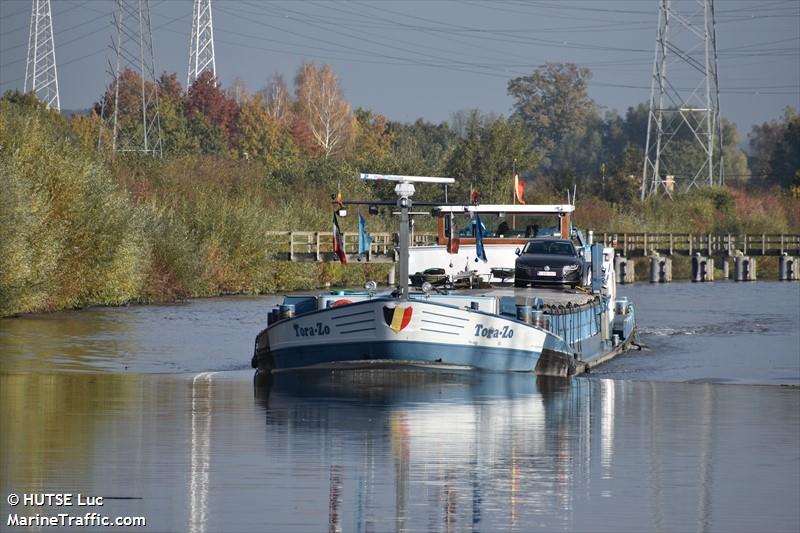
[{"left": 562, "top": 264, "right": 579, "bottom": 274}]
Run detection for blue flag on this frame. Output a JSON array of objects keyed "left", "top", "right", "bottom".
[
  {"left": 358, "top": 213, "right": 372, "bottom": 256},
  {"left": 474, "top": 213, "right": 487, "bottom": 263}
]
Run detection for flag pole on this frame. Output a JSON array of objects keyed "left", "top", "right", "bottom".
[{"left": 512, "top": 158, "right": 516, "bottom": 230}]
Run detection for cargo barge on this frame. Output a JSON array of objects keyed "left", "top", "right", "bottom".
[{"left": 252, "top": 174, "right": 636, "bottom": 377}]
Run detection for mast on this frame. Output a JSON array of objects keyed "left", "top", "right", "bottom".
[{"left": 359, "top": 174, "right": 454, "bottom": 300}]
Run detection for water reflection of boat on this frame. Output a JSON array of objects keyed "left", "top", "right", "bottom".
[{"left": 253, "top": 370, "right": 585, "bottom": 532}]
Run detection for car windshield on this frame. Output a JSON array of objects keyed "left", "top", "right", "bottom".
[{"left": 523, "top": 241, "right": 575, "bottom": 256}]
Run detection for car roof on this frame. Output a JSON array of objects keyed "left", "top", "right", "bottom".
[{"left": 526, "top": 238, "right": 573, "bottom": 244}]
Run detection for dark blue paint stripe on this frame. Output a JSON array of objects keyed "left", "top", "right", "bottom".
[
  {"left": 420, "top": 319, "right": 464, "bottom": 329},
  {"left": 331, "top": 310, "right": 374, "bottom": 320},
  {"left": 339, "top": 327, "right": 376, "bottom": 334},
  {"left": 422, "top": 310, "right": 469, "bottom": 321},
  {"left": 420, "top": 328, "right": 461, "bottom": 336},
  {"left": 335, "top": 319, "right": 375, "bottom": 327}
]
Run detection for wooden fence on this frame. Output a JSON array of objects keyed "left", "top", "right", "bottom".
[
  {"left": 264, "top": 231, "right": 800, "bottom": 262},
  {"left": 596, "top": 233, "right": 800, "bottom": 257},
  {"left": 264, "top": 231, "right": 437, "bottom": 262}
]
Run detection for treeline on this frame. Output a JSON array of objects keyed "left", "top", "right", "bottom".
[{"left": 1, "top": 61, "right": 798, "bottom": 316}]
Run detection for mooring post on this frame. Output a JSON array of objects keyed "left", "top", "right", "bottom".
[
  {"left": 692, "top": 253, "right": 714, "bottom": 282},
  {"left": 779, "top": 254, "right": 797, "bottom": 281},
  {"left": 734, "top": 255, "right": 757, "bottom": 281},
  {"left": 649, "top": 252, "right": 671, "bottom": 283},
  {"left": 615, "top": 256, "right": 635, "bottom": 284}
]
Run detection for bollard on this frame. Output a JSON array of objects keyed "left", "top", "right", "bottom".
[
  {"left": 779, "top": 255, "right": 797, "bottom": 281},
  {"left": 279, "top": 304, "right": 295, "bottom": 320},
  {"left": 650, "top": 255, "right": 672, "bottom": 283},
  {"left": 615, "top": 256, "right": 635, "bottom": 284},
  {"left": 531, "top": 309, "right": 550, "bottom": 330},
  {"left": 692, "top": 254, "right": 714, "bottom": 282},
  {"left": 516, "top": 305, "right": 533, "bottom": 323},
  {"left": 734, "top": 256, "right": 757, "bottom": 281}
]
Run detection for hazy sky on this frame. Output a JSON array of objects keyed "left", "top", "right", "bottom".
[{"left": 1, "top": 0, "right": 798, "bottom": 136}]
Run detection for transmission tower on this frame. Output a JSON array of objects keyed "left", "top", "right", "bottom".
[
  {"left": 98, "top": 0, "right": 162, "bottom": 156},
  {"left": 24, "top": 0, "right": 60, "bottom": 110},
  {"left": 187, "top": 0, "right": 216, "bottom": 87},
  {"left": 641, "top": 0, "right": 723, "bottom": 199}
]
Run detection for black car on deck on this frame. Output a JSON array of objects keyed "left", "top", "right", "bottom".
[{"left": 514, "top": 238, "right": 586, "bottom": 288}]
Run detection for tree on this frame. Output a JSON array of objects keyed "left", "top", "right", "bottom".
[
  {"left": 508, "top": 63, "right": 597, "bottom": 160},
  {"left": 185, "top": 71, "right": 239, "bottom": 150},
  {"left": 350, "top": 108, "right": 393, "bottom": 167},
  {"left": 720, "top": 118, "right": 749, "bottom": 184},
  {"left": 294, "top": 62, "right": 353, "bottom": 158},
  {"left": 770, "top": 112, "right": 800, "bottom": 190},
  {"left": 748, "top": 107, "right": 798, "bottom": 188},
  {"left": 157, "top": 72, "right": 197, "bottom": 156},
  {"left": 445, "top": 115, "right": 539, "bottom": 203},
  {"left": 93, "top": 67, "right": 156, "bottom": 151},
  {"left": 389, "top": 119, "right": 458, "bottom": 176},
  {"left": 236, "top": 95, "right": 299, "bottom": 168},
  {"left": 259, "top": 73, "right": 294, "bottom": 125}
]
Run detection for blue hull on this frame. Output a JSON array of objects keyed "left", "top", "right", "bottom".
[{"left": 269, "top": 339, "right": 572, "bottom": 373}]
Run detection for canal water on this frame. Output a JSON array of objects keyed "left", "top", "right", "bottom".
[{"left": 1, "top": 282, "right": 798, "bottom": 532}]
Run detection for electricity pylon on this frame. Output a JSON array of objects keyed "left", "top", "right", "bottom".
[
  {"left": 641, "top": 0, "right": 723, "bottom": 199},
  {"left": 24, "top": 0, "right": 60, "bottom": 110},
  {"left": 187, "top": 0, "right": 216, "bottom": 87},
  {"left": 98, "top": 0, "right": 162, "bottom": 156}
]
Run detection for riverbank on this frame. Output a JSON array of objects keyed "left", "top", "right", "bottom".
[{"left": 3, "top": 95, "right": 798, "bottom": 317}]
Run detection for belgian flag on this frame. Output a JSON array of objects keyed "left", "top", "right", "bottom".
[
  {"left": 332, "top": 212, "right": 347, "bottom": 264},
  {"left": 383, "top": 306, "right": 413, "bottom": 333}
]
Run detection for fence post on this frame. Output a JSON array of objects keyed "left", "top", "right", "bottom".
[
  {"left": 289, "top": 232, "right": 295, "bottom": 262},
  {"left": 315, "top": 232, "right": 321, "bottom": 262},
  {"left": 623, "top": 233, "right": 628, "bottom": 256},
  {"left": 689, "top": 234, "right": 693, "bottom": 256},
  {"left": 669, "top": 233, "right": 674, "bottom": 255},
  {"left": 762, "top": 233, "right": 766, "bottom": 255},
  {"left": 743, "top": 233, "right": 748, "bottom": 255}
]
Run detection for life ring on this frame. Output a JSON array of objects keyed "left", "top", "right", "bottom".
[{"left": 333, "top": 299, "right": 353, "bottom": 307}]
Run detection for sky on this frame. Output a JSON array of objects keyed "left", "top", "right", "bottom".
[{"left": 1, "top": 0, "right": 798, "bottom": 138}]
